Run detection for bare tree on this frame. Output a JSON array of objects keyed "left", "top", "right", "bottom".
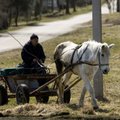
[
  {"left": 39, "top": 0, "right": 43, "bottom": 20},
  {"left": 66, "top": 0, "right": 70, "bottom": 14},
  {"left": 57, "top": 0, "right": 60, "bottom": 11},
  {"left": 117, "top": 0, "right": 120, "bottom": 12},
  {"left": 11, "top": 0, "right": 33, "bottom": 26},
  {"left": 57, "top": 0, "right": 66, "bottom": 12},
  {"left": 34, "top": 0, "right": 40, "bottom": 20},
  {"left": 51, "top": 0, "right": 54, "bottom": 12},
  {"left": 71, "top": 0, "right": 77, "bottom": 12},
  {"left": 22, "top": 0, "right": 33, "bottom": 23},
  {"left": 34, "top": 0, "right": 43, "bottom": 20},
  {"left": 0, "top": 0, "right": 9, "bottom": 29}
]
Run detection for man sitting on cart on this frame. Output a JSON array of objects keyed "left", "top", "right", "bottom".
[{"left": 21, "top": 34, "right": 46, "bottom": 74}]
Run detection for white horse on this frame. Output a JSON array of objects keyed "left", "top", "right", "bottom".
[{"left": 54, "top": 40, "right": 114, "bottom": 109}]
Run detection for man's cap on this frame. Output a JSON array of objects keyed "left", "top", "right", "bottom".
[{"left": 30, "top": 34, "right": 39, "bottom": 40}]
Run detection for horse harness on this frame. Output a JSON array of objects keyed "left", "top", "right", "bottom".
[{"left": 64, "top": 44, "right": 109, "bottom": 71}]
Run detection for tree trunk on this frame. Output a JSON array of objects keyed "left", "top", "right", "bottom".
[
  {"left": 25, "top": 11, "right": 29, "bottom": 24},
  {"left": 39, "top": 0, "right": 43, "bottom": 20},
  {"left": 72, "top": 0, "right": 76, "bottom": 12},
  {"left": 57, "top": 0, "right": 61, "bottom": 12},
  {"left": 51, "top": 0, "right": 54, "bottom": 12},
  {"left": 15, "top": 7, "right": 19, "bottom": 27},
  {"left": 57, "top": 0, "right": 59, "bottom": 10},
  {"left": 117, "top": 0, "right": 120, "bottom": 12},
  {"left": 8, "top": 7, "right": 12, "bottom": 26},
  {"left": 66, "top": 0, "right": 70, "bottom": 14}
]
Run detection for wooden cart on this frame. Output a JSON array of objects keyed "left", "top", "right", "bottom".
[{"left": 0, "top": 67, "right": 80, "bottom": 105}]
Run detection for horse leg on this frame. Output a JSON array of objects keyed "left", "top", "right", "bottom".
[
  {"left": 56, "top": 75, "right": 65, "bottom": 104},
  {"left": 82, "top": 75, "right": 99, "bottom": 109},
  {"left": 57, "top": 80, "right": 64, "bottom": 103},
  {"left": 86, "top": 81, "right": 98, "bottom": 109},
  {"left": 78, "top": 85, "right": 86, "bottom": 107},
  {"left": 61, "top": 72, "right": 72, "bottom": 103},
  {"left": 54, "top": 58, "right": 64, "bottom": 103},
  {"left": 56, "top": 72, "right": 72, "bottom": 104}
]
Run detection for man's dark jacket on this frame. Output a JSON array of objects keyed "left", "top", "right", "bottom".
[{"left": 21, "top": 41, "right": 46, "bottom": 67}]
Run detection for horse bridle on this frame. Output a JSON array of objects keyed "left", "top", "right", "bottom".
[{"left": 97, "top": 49, "right": 109, "bottom": 70}]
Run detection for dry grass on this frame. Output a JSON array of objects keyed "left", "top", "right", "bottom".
[
  {"left": 0, "top": 13, "right": 120, "bottom": 119},
  {"left": 0, "top": 104, "right": 70, "bottom": 117},
  {"left": 102, "top": 13, "right": 120, "bottom": 25},
  {"left": 0, "top": 49, "right": 22, "bottom": 68}
]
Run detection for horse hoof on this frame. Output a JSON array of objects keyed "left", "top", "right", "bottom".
[{"left": 93, "top": 106, "right": 99, "bottom": 110}]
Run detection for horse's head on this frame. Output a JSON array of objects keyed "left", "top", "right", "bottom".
[{"left": 98, "top": 43, "right": 114, "bottom": 74}]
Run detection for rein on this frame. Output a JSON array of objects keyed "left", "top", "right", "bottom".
[
  {"left": 72, "top": 61, "right": 109, "bottom": 67},
  {"left": 65, "top": 60, "right": 109, "bottom": 73}
]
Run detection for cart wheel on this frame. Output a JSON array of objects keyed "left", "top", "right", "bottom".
[
  {"left": 64, "top": 86, "right": 71, "bottom": 103},
  {"left": 36, "top": 86, "right": 49, "bottom": 103},
  {"left": 16, "top": 84, "right": 29, "bottom": 105},
  {"left": 0, "top": 85, "right": 8, "bottom": 105}
]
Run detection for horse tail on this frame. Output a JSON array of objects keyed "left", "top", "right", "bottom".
[
  {"left": 55, "top": 58, "right": 63, "bottom": 74},
  {"left": 54, "top": 48, "right": 63, "bottom": 74}
]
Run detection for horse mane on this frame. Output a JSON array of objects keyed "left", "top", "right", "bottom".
[
  {"left": 81, "top": 40, "right": 101, "bottom": 62},
  {"left": 82, "top": 40, "right": 110, "bottom": 62}
]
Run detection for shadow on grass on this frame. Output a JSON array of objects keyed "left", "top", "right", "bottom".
[
  {"left": 95, "top": 108, "right": 110, "bottom": 113},
  {"left": 66, "top": 103, "right": 110, "bottom": 114},
  {"left": 97, "top": 97, "right": 110, "bottom": 103}
]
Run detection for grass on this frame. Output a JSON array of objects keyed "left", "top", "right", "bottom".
[
  {"left": 41, "top": 5, "right": 92, "bottom": 22},
  {"left": 0, "top": 13, "right": 120, "bottom": 118},
  {"left": 0, "top": 49, "right": 21, "bottom": 68}
]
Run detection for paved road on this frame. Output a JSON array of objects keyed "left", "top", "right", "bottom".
[{"left": 0, "top": 3, "right": 115, "bottom": 52}]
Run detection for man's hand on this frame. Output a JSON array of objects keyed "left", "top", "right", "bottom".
[{"left": 33, "top": 58, "right": 37, "bottom": 62}]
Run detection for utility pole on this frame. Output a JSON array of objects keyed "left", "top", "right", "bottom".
[{"left": 92, "top": 0, "right": 103, "bottom": 99}]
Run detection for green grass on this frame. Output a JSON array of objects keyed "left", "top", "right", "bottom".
[{"left": 0, "top": 13, "right": 120, "bottom": 118}]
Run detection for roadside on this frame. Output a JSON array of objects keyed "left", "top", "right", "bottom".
[
  {"left": 0, "top": 5, "right": 92, "bottom": 33},
  {"left": 0, "top": 4, "right": 111, "bottom": 52}
]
